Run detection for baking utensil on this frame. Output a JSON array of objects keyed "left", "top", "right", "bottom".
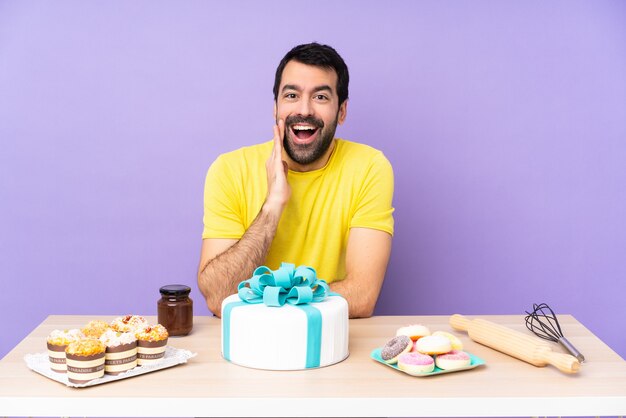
[
  {"left": 450, "top": 314, "right": 580, "bottom": 373},
  {"left": 524, "top": 302, "right": 585, "bottom": 363}
]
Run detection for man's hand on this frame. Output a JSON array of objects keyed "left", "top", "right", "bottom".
[{"left": 263, "top": 119, "right": 290, "bottom": 214}]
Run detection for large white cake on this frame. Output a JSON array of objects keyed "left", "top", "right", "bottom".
[{"left": 221, "top": 293, "right": 349, "bottom": 370}]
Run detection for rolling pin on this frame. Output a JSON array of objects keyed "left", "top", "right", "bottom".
[{"left": 450, "top": 314, "right": 580, "bottom": 374}]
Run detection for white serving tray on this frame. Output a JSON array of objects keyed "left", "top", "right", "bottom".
[{"left": 24, "top": 346, "right": 196, "bottom": 388}]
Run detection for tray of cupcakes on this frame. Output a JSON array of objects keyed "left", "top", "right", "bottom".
[
  {"left": 24, "top": 315, "right": 196, "bottom": 387},
  {"left": 371, "top": 324, "right": 486, "bottom": 377}
]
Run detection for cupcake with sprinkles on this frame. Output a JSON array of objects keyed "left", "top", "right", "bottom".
[
  {"left": 99, "top": 329, "right": 138, "bottom": 375},
  {"left": 46, "top": 329, "right": 84, "bottom": 373},
  {"left": 81, "top": 320, "right": 111, "bottom": 339},
  {"left": 65, "top": 339, "right": 106, "bottom": 384},
  {"left": 110, "top": 315, "right": 149, "bottom": 333},
  {"left": 135, "top": 324, "right": 169, "bottom": 365}
]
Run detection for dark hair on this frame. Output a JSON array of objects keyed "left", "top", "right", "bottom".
[{"left": 273, "top": 42, "right": 349, "bottom": 106}]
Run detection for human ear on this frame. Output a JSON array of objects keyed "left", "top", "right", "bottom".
[{"left": 338, "top": 100, "right": 348, "bottom": 125}]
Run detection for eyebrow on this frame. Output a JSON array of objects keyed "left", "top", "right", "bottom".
[{"left": 281, "top": 84, "right": 334, "bottom": 94}]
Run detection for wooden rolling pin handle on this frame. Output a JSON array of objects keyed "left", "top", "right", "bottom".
[
  {"left": 449, "top": 314, "right": 471, "bottom": 331},
  {"left": 450, "top": 313, "right": 581, "bottom": 374},
  {"left": 539, "top": 348, "right": 580, "bottom": 374}
]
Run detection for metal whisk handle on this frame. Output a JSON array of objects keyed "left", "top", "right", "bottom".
[{"left": 558, "top": 337, "right": 585, "bottom": 363}]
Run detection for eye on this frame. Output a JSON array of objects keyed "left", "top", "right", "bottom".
[
  {"left": 284, "top": 93, "right": 298, "bottom": 100},
  {"left": 314, "top": 94, "right": 329, "bottom": 101}
]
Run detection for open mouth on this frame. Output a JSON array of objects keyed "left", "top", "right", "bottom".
[{"left": 290, "top": 124, "right": 319, "bottom": 144}]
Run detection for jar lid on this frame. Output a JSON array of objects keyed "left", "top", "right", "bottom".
[{"left": 160, "top": 284, "right": 191, "bottom": 296}]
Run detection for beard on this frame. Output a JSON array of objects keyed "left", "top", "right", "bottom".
[{"left": 283, "top": 113, "right": 339, "bottom": 166}]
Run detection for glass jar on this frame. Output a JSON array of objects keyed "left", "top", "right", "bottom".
[{"left": 157, "top": 284, "right": 193, "bottom": 336}]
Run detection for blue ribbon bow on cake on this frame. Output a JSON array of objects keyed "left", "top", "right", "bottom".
[{"left": 237, "top": 262, "right": 330, "bottom": 307}]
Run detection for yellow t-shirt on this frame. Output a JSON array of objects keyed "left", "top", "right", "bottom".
[{"left": 202, "top": 139, "right": 394, "bottom": 283}]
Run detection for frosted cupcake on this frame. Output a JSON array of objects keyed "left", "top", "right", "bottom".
[
  {"left": 111, "top": 315, "right": 149, "bottom": 333},
  {"left": 100, "top": 329, "right": 138, "bottom": 375},
  {"left": 65, "top": 339, "right": 106, "bottom": 384},
  {"left": 46, "top": 329, "right": 84, "bottom": 373},
  {"left": 82, "top": 320, "right": 111, "bottom": 339},
  {"left": 135, "top": 324, "right": 169, "bottom": 365}
]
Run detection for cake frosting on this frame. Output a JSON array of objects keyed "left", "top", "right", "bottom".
[
  {"left": 47, "top": 329, "right": 84, "bottom": 346},
  {"left": 110, "top": 315, "right": 149, "bottom": 333},
  {"left": 220, "top": 263, "right": 349, "bottom": 371},
  {"left": 82, "top": 320, "right": 111, "bottom": 339},
  {"left": 100, "top": 329, "right": 137, "bottom": 347},
  {"left": 221, "top": 293, "right": 349, "bottom": 370},
  {"left": 135, "top": 324, "right": 168, "bottom": 342}
]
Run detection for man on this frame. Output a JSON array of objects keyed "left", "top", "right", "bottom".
[{"left": 197, "top": 43, "right": 394, "bottom": 318}]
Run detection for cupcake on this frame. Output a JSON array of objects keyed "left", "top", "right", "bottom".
[
  {"left": 46, "top": 329, "right": 84, "bottom": 373},
  {"left": 65, "top": 339, "right": 106, "bottom": 384},
  {"left": 99, "top": 329, "right": 138, "bottom": 375},
  {"left": 82, "top": 320, "right": 111, "bottom": 339},
  {"left": 111, "top": 315, "right": 149, "bottom": 333},
  {"left": 135, "top": 324, "right": 169, "bottom": 365}
]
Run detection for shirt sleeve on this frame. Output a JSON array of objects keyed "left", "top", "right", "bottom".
[
  {"left": 350, "top": 151, "right": 395, "bottom": 235},
  {"left": 202, "top": 155, "right": 246, "bottom": 239}
]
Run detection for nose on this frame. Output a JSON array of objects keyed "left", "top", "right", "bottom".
[{"left": 296, "top": 96, "right": 313, "bottom": 116}]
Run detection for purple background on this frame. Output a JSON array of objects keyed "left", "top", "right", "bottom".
[{"left": 1, "top": 1, "right": 625, "bottom": 361}]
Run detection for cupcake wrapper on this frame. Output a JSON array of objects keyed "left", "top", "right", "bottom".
[
  {"left": 137, "top": 338, "right": 167, "bottom": 365},
  {"left": 47, "top": 343, "right": 67, "bottom": 373},
  {"left": 66, "top": 352, "right": 105, "bottom": 384},
  {"left": 104, "top": 342, "right": 137, "bottom": 375}
]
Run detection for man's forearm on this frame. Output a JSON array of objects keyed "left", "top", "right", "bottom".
[
  {"left": 198, "top": 205, "right": 282, "bottom": 316},
  {"left": 330, "top": 278, "right": 378, "bottom": 319},
  {"left": 330, "top": 228, "right": 392, "bottom": 319},
  {"left": 199, "top": 120, "right": 289, "bottom": 316}
]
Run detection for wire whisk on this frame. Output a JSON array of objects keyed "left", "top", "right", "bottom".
[{"left": 525, "top": 303, "right": 585, "bottom": 363}]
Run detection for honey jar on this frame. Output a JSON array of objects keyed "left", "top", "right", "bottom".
[{"left": 157, "top": 285, "right": 193, "bottom": 336}]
